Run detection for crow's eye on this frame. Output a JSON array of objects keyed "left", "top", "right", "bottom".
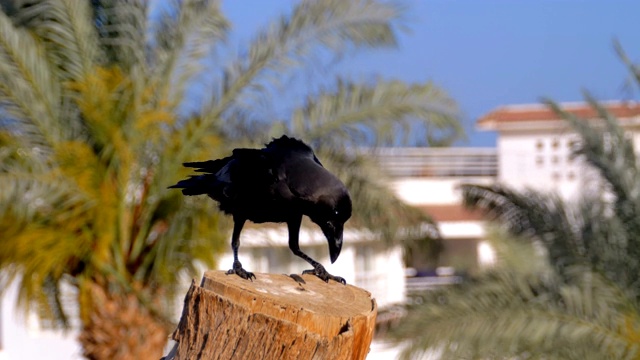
[{"left": 334, "top": 210, "right": 339, "bottom": 216}]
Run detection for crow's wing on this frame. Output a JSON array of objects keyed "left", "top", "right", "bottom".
[
  {"left": 261, "top": 136, "right": 335, "bottom": 202},
  {"left": 229, "top": 148, "right": 274, "bottom": 185},
  {"left": 280, "top": 154, "right": 342, "bottom": 203}
]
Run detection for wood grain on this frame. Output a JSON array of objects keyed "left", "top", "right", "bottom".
[{"left": 164, "top": 271, "right": 377, "bottom": 360}]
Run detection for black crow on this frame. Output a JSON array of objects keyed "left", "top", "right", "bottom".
[{"left": 169, "top": 135, "right": 352, "bottom": 284}]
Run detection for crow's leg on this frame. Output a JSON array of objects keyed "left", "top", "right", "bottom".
[
  {"left": 225, "top": 217, "right": 256, "bottom": 281},
  {"left": 287, "top": 215, "right": 346, "bottom": 285}
]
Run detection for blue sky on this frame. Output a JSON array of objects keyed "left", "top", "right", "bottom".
[{"left": 221, "top": 0, "right": 640, "bottom": 147}]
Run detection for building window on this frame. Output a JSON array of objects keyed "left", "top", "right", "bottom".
[
  {"left": 536, "top": 140, "right": 544, "bottom": 150},
  {"left": 552, "top": 138, "right": 560, "bottom": 149},
  {"left": 551, "top": 172, "right": 560, "bottom": 181},
  {"left": 535, "top": 156, "right": 544, "bottom": 167}
]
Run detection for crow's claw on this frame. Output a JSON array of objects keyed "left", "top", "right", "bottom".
[
  {"left": 302, "top": 265, "right": 346, "bottom": 285},
  {"left": 227, "top": 268, "right": 256, "bottom": 281},
  {"left": 226, "top": 262, "right": 256, "bottom": 281}
]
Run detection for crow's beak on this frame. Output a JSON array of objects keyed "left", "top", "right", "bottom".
[
  {"left": 328, "top": 225, "right": 343, "bottom": 264},
  {"left": 329, "top": 237, "right": 342, "bottom": 263},
  {"left": 318, "top": 220, "right": 344, "bottom": 263}
]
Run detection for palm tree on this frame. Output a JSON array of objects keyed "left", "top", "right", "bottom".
[
  {"left": 389, "top": 54, "right": 640, "bottom": 359},
  {"left": 0, "top": 1, "right": 462, "bottom": 358}
]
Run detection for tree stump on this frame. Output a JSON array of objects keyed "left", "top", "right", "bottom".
[{"left": 163, "top": 270, "right": 377, "bottom": 360}]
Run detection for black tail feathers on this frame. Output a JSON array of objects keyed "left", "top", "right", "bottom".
[
  {"left": 168, "top": 176, "right": 209, "bottom": 196},
  {"left": 183, "top": 158, "right": 229, "bottom": 173}
]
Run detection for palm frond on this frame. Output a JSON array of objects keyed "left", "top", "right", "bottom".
[
  {"left": 0, "top": 173, "right": 95, "bottom": 327},
  {"left": 465, "top": 181, "right": 640, "bottom": 296},
  {"left": 461, "top": 183, "right": 586, "bottom": 279},
  {"left": 282, "top": 79, "right": 462, "bottom": 148},
  {"left": 139, "top": 195, "right": 226, "bottom": 287},
  {"left": 0, "top": 10, "right": 60, "bottom": 148},
  {"left": 483, "top": 226, "right": 550, "bottom": 275},
  {"left": 151, "top": 0, "right": 229, "bottom": 103},
  {"left": 543, "top": 97, "right": 640, "bottom": 295},
  {"left": 13, "top": 0, "right": 100, "bottom": 81},
  {"left": 91, "top": 0, "right": 148, "bottom": 70},
  {"left": 614, "top": 39, "right": 640, "bottom": 93},
  {"left": 178, "top": 0, "right": 404, "bottom": 164},
  {"left": 392, "top": 269, "right": 640, "bottom": 360}
]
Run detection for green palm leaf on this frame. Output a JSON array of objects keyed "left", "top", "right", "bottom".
[
  {"left": 14, "top": 0, "right": 100, "bottom": 81},
  {"left": 184, "top": 0, "right": 404, "bottom": 157},
  {"left": 393, "top": 269, "right": 640, "bottom": 360},
  {"left": 0, "top": 10, "right": 59, "bottom": 147},
  {"left": 282, "top": 79, "right": 462, "bottom": 147},
  {"left": 151, "top": 0, "right": 229, "bottom": 103}
]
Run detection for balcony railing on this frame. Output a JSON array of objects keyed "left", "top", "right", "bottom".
[
  {"left": 375, "top": 147, "right": 498, "bottom": 178},
  {"left": 405, "top": 275, "right": 463, "bottom": 292}
]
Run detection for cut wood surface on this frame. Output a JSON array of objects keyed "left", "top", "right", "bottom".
[{"left": 163, "top": 270, "right": 377, "bottom": 360}]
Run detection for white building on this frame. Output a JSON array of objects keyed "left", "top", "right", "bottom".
[
  {"left": 479, "top": 101, "right": 640, "bottom": 198},
  {"left": 379, "top": 147, "right": 497, "bottom": 273}
]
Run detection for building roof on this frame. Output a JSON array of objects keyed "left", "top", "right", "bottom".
[
  {"left": 477, "top": 101, "right": 640, "bottom": 130},
  {"left": 419, "top": 204, "right": 485, "bottom": 222}
]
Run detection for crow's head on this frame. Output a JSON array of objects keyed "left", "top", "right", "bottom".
[{"left": 310, "top": 189, "right": 352, "bottom": 263}]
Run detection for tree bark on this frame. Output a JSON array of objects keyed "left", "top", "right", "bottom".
[
  {"left": 79, "top": 282, "right": 169, "bottom": 360},
  {"left": 164, "top": 270, "right": 377, "bottom": 360}
]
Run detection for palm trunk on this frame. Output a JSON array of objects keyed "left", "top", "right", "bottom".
[{"left": 78, "top": 283, "right": 169, "bottom": 360}]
